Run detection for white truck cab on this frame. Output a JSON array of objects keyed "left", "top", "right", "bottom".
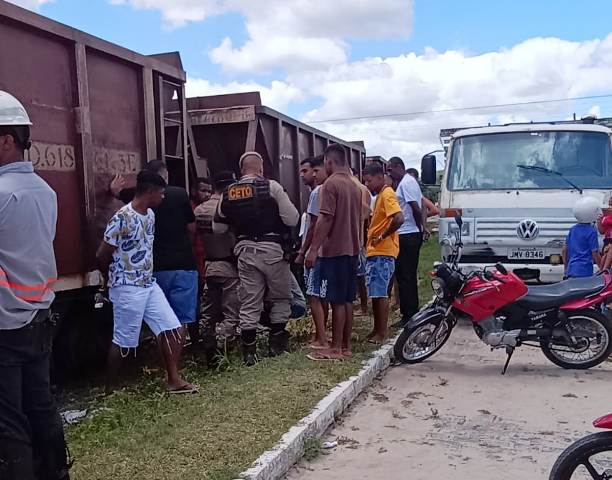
[{"left": 422, "top": 120, "right": 612, "bottom": 283}]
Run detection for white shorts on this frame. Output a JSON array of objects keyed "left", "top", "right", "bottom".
[{"left": 109, "top": 283, "right": 181, "bottom": 349}]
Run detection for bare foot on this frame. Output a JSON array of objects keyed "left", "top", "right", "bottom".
[{"left": 342, "top": 349, "right": 353, "bottom": 358}]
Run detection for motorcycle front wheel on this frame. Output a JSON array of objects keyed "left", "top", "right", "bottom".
[
  {"left": 394, "top": 317, "right": 453, "bottom": 364},
  {"left": 549, "top": 431, "right": 612, "bottom": 480},
  {"left": 540, "top": 309, "right": 612, "bottom": 370}
]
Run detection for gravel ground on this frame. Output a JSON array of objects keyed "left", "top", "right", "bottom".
[{"left": 287, "top": 322, "right": 612, "bottom": 480}]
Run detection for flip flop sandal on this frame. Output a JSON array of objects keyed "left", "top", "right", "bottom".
[
  {"left": 306, "top": 352, "right": 343, "bottom": 361},
  {"left": 168, "top": 384, "right": 198, "bottom": 395}
]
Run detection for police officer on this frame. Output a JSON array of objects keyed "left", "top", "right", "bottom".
[
  {"left": 0, "top": 91, "right": 70, "bottom": 479},
  {"left": 214, "top": 152, "right": 299, "bottom": 365},
  {"left": 195, "top": 170, "right": 240, "bottom": 368}
]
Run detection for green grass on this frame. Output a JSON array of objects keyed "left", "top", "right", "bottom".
[
  {"left": 418, "top": 236, "right": 439, "bottom": 306},
  {"left": 66, "top": 239, "right": 441, "bottom": 480},
  {"left": 66, "top": 325, "right": 376, "bottom": 480},
  {"left": 302, "top": 437, "right": 324, "bottom": 462}
]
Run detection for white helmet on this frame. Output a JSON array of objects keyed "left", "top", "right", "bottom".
[
  {"left": 573, "top": 196, "right": 602, "bottom": 224},
  {"left": 0, "top": 91, "right": 32, "bottom": 126}
]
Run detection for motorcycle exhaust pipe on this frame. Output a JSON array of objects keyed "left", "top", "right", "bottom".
[{"left": 520, "top": 328, "right": 568, "bottom": 339}]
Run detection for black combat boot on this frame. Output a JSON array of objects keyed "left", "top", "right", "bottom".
[
  {"left": 268, "top": 324, "right": 290, "bottom": 357},
  {"left": 204, "top": 346, "right": 221, "bottom": 370},
  {"left": 201, "top": 335, "right": 221, "bottom": 370},
  {"left": 241, "top": 330, "right": 258, "bottom": 366}
]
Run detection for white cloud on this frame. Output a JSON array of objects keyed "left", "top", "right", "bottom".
[
  {"left": 6, "top": 0, "right": 52, "bottom": 9},
  {"left": 234, "top": 0, "right": 411, "bottom": 40},
  {"left": 209, "top": 35, "right": 347, "bottom": 74},
  {"left": 588, "top": 105, "right": 602, "bottom": 118},
  {"left": 106, "top": 0, "right": 612, "bottom": 165},
  {"left": 108, "top": 0, "right": 224, "bottom": 27},
  {"left": 209, "top": 0, "right": 411, "bottom": 73},
  {"left": 111, "top": 0, "right": 412, "bottom": 71},
  {"left": 299, "top": 35, "right": 612, "bottom": 166},
  {"left": 186, "top": 77, "right": 303, "bottom": 112}
]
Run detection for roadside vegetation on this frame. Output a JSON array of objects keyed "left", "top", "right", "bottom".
[{"left": 65, "top": 238, "right": 439, "bottom": 480}]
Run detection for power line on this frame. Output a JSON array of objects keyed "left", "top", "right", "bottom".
[
  {"left": 354, "top": 98, "right": 612, "bottom": 133},
  {"left": 309, "top": 93, "right": 612, "bottom": 124}
]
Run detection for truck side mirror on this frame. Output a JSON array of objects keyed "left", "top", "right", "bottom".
[{"left": 421, "top": 154, "right": 437, "bottom": 185}]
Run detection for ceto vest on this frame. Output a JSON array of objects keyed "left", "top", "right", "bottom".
[{"left": 221, "top": 177, "right": 287, "bottom": 242}]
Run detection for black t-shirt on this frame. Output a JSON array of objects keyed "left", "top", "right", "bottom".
[{"left": 118, "top": 185, "right": 196, "bottom": 271}]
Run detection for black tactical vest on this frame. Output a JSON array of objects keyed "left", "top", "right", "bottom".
[
  {"left": 221, "top": 177, "right": 287, "bottom": 242},
  {"left": 198, "top": 198, "right": 236, "bottom": 261}
]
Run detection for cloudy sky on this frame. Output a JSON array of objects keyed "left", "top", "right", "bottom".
[{"left": 9, "top": 0, "right": 612, "bottom": 167}]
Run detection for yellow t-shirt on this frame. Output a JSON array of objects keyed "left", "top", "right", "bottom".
[{"left": 366, "top": 186, "right": 402, "bottom": 258}]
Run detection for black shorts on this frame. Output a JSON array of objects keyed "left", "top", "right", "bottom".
[
  {"left": 604, "top": 238, "right": 612, "bottom": 247},
  {"left": 317, "top": 255, "right": 358, "bottom": 304}
]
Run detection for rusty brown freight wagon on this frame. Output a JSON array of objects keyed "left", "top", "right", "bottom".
[
  {"left": 181, "top": 92, "right": 366, "bottom": 211},
  {"left": 0, "top": 2, "right": 366, "bottom": 374},
  {"left": 0, "top": 0, "right": 191, "bottom": 373}
]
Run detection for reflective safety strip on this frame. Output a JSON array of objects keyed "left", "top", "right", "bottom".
[
  {"left": 0, "top": 278, "right": 57, "bottom": 291},
  {"left": 13, "top": 292, "right": 50, "bottom": 302},
  {"left": 0, "top": 270, "right": 56, "bottom": 302}
]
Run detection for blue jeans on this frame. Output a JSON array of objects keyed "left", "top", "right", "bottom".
[{"left": 366, "top": 256, "right": 396, "bottom": 298}]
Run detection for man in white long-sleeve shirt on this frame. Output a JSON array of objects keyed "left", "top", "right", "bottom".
[{"left": 0, "top": 91, "right": 70, "bottom": 480}]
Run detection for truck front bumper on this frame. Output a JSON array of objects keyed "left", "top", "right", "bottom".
[{"left": 457, "top": 262, "right": 565, "bottom": 284}]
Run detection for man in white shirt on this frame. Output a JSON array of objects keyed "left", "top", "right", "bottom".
[
  {"left": 0, "top": 91, "right": 70, "bottom": 480},
  {"left": 393, "top": 158, "right": 424, "bottom": 327}
]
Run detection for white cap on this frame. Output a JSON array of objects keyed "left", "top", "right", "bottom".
[
  {"left": 573, "top": 196, "right": 602, "bottom": 224},
  {"left": 0, "top": 91, "right": 32, "bottom": 126}
]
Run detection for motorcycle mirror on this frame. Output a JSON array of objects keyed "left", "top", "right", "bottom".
[{"left": 495, "top": 263, "right": 508, "bottom": 275}]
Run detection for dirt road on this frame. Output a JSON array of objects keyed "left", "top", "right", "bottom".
[{"left": 287, "top": 323, "right": 612, "bottom": 480}]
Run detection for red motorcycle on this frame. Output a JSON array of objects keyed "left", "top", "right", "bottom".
[
  {"left": 394, "top": 216, "right": 612, "bottom": 372},
  {"left": 550, "top": 413, "right": 612, "bottom": 479}
]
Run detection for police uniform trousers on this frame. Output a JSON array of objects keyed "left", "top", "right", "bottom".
[
  {"left": 200, "top": 260, "right": 241, "bottom": 346},
  {"left": 235, "top": 241, "right": 292, "bottom": 331}
]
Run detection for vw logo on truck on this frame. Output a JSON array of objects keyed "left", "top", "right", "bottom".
[{"left": 517, "top": 219, "right": 539, "bottom": 240}]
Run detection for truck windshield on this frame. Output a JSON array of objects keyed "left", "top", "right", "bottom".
[{"left": 447, "top": 130, "right": 612, "bottom": 191}]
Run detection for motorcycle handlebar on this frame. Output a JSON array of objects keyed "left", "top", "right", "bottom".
[
  {"left": 495, "top": 263, "right": 508, "bottom": 275},
  {"left": 483, "top": 269, "right": 507, "bottom": 284}
]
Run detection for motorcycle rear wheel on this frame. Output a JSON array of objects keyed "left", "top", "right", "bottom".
[
  {"left": 393, "top": 317, "right": 453, "bottom": 364},
  {"left": 549, "top": 431, "right": 612, "bottom": 480},
  {"left": 540, "top": 309, "right": 612, "bottom": 370}
]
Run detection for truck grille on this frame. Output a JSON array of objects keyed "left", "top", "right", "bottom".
[{"left": 475, "top": 218, "right": 574, "bottom": 244}]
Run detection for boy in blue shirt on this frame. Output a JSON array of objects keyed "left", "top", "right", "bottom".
[{"left": 563, "top": 197, "right": 602, "bottom": 278}]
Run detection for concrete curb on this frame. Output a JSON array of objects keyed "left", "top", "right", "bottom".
[{"left": 237, "top": 339, "right": 397, "bottom": 480}]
